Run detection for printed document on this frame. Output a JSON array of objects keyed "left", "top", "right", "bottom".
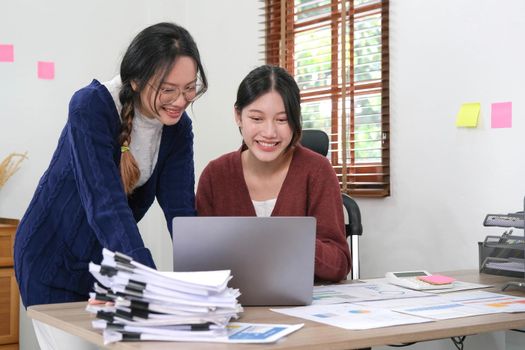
[
  {"left": 313, "top": 282, "right": 431, "bottom": 305},
  {"left": 271, "top": 304, "right": 430, "bottom": 330}
]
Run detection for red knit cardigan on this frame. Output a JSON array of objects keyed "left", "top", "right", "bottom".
[{"left": 196, "top": 145, "right": 351, "bottom": 282}]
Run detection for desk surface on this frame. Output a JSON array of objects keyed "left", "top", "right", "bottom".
[{"left": 27, "top": 270, "right": 525, "bottom": 350}]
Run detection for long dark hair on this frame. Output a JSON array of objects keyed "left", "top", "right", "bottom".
[
  {"left": 118, "top": 22, "right": 207, "bottom": 194},
  {"left": 234, "top": 65, "right": 301, "bottom": 150}
]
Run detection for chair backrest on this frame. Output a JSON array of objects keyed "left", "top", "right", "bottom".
[
  {"left": 300, "top": 129, "right": 363, "bottom": 279},
  {"left": 300, "top": 129, "right": 329, "bottom": 158},
  {"left": 342, "top": 193, "right": 363, "bottom": 237}
]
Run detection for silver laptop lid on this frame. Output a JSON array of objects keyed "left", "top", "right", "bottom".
[{"left": 172, "top": 216, "right": 316, "bottom": 306}]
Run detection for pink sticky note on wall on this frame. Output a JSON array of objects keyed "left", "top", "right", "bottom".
[
  {"left": 38, "top": 61, "right": 55, "bottom": 80},
  {"left": 491, "top": 102, "right": 512, "bottom": 128},
  {"left": 0, "top": 44, "right": 14, "bottom": 62}
]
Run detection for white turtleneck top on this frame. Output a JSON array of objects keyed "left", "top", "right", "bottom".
[{"left": 103, "top": 75, "right": 163, "bottom": 189}]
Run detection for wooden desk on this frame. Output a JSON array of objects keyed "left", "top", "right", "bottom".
[{"left": 27, "top": 270, "right": 525, "bottom": 350}]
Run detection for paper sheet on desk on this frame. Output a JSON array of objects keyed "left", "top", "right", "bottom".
[
  {"left": 226, "top": 322, "right": 304, "bottom": 343},
  {"left": 358, "top": 291, "right": 525, "bottom": 321},
  {"left": 390, "top": 299, "right": 502, "bottom": 320},
  {"left": 441, "top": 290, "right": 525, "bottom": 313},
  {"left": 99, "top": 322, "right": 304, "bottom": 344},
  {"left": 352, "top": 294, "right": 499, "bottom": 320},
  {"left": 271, "top": 304, "right": 431, "bottom": 330},
  {"left": 360, "top": 278, "right": 492, "bottom": 295},
  {"left": 312, "top": 281, "right": 432, "bottom": 305},
  {"left": 423, "top": 280, "right": 493, "bottom": 294}
]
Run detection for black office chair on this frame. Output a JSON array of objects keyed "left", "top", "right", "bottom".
[{"left": 300, "top": 129, "right": 363, "bottom": 280}]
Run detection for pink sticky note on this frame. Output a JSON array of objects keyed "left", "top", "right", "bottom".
[
  {"left": 38, "top": 61, "right": 55, "bottom": 80},
  {"left": 0, "top": 44, "right": 14, "bottom": 62},
  {"left": 418, "top": 275, "right": 455, "bottom": 285},
  {"left": 491, "top": 102, "right": 512, "bottom": 128}
]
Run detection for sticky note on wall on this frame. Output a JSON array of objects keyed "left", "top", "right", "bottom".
[
  {"left": 38, "top": 61, "right": 55, "bottom": 80},
  {"left": 491, "top": 102, "right": 512, "bottom": 128},
  {"left": 455, "top": 102, "right": 480, "bottom": 127},
  {"left": 0, "top": 44, "right": 14, "bottom": 62}
]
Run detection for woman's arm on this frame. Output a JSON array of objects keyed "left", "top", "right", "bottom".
[
  {"left": 309, "top": 158, "right": 352, "bottom": 282},
  {"left": 67, "top": 87, "right": 155, "bottom": 267},
  {"left": 156, "top": 114, "right": 197, "bottom": 235}
]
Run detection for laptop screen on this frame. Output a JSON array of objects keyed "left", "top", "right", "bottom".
[{"left": 172, "top": 216, "right": 316, "bottom": 306}]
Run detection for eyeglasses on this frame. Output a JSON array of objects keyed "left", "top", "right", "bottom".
[{"left": 149, "top": 80, "right": 206, "bottom": 104}]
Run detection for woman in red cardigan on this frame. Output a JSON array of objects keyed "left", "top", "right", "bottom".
[{"left": 196, "top": 65, "right": 351, "bottom": 282}]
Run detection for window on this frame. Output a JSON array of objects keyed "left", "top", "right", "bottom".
[{"left": 265, "top": 0, "right": 390, "bottom": 197}]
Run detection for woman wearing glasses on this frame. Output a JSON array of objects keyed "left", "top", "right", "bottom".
[{"left": 14, "top": 22, "right": 207, "bottom": 314}]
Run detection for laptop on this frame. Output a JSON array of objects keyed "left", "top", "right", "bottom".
[{"left": 172, "top": 216, "right": 316, "bottom": 306}]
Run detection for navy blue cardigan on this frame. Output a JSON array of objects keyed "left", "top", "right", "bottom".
[{"left": 14, "top": 80, "right": 196, "bottom": 307}]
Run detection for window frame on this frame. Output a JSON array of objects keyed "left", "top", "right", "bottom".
[{"left": 264, "top": 0, "right": 390, "bottom": 197}]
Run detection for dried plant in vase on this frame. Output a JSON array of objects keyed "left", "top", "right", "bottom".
[{"left": 0, "top": 152, "right": 28, "bottom": 189}]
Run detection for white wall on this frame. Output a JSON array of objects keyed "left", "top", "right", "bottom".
[
  {"left": 1, "top": 1, "right": 524, "bottom": 350},
  {"left": 0, "top": 1, "right": 261, "bottom": 349},
  {"left": 359, "top": 0, "right": 525, "bottom": 278},
  {"left": 372, "top": 1, "right": 525, "bottom": 348}
]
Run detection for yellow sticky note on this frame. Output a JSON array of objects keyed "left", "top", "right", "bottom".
[{"left": 455, "top": 102, "right": 480, "bottom": 127}]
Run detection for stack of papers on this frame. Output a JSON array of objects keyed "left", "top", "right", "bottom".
[
  {"left": 87, "top": 249, "right": 244, "bottom": 344},
  {"left": 88, "top": 249, "right": 302, "bottom": 345},
  {"left": 485, "top": 258, "right": 525, "bottom": 273}
]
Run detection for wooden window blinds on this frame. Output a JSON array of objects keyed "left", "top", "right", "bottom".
[{"left": 264, "top": 0, "right": 390, "bottom": 197}]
